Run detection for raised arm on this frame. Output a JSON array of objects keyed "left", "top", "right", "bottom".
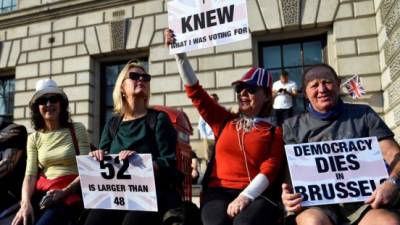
[
  {"left": 165, "top": 29, "right": 231, "bottom": 135},
  {"left": 164, "top": 29, "right": 198, "bottom": 87}
]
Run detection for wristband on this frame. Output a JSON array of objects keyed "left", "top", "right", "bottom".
[{"left": 386, "top": 176, "right": 400, "bottom": 188}]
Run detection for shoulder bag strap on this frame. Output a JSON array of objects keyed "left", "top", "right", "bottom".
[
  {"left": 69, "top": 124, "right": 80, "bottom": 155},
  {"left": 109, "top": 115, "right": 123, "bottom": 140},
  {"left": 145, "top": 109, "right": 161, "bottom": 158}
]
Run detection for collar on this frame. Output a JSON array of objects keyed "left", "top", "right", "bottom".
[{"left": 307, "top": 98, "right": 344, "bottom": 121}]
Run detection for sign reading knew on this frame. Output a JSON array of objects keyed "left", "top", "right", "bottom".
[
  {"left": 76, "top": 154, "right": 157, "bottom": 211},
  {"left": 167, "top": 0, "right": 249, "bottom": 54},
  {"left": 285, "top": 137, "right": 389, "bottom": 206}
]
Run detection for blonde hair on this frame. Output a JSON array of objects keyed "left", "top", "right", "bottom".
[{"left": 112, "top": 61, "right": 149, "bottom": 116}]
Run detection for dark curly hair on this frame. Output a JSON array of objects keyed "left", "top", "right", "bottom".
[{"left": 30, "top": 94, "right": 71, "bottom": 131}]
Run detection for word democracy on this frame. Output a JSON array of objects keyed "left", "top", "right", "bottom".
[{"left": 294, "top": 139, "right": 373, "bottom": 157}]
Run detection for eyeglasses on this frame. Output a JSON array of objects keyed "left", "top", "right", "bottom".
[
  {"left": 234, "top": 83, "right": 258, "bottom": 94},
  {"left": 128, "top": 72, "right": 151, "bottom": 82},
  {"left": 37, "top": 95, "right": 60, "bottom": 105}
]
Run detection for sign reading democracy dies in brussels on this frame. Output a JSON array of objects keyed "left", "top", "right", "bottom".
[
  {"left": 76, "top": 154, "right": 157, "bottom": 211},
  {"left": 285, "top": 137, "right": 389, "bottom": 206},
  {"left": 167, "top": 0, "right": 249, "bottom": 54}
]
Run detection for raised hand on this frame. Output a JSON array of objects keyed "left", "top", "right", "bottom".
[{"left": 164, "top": 29, "right": 176, "bottom": 46}]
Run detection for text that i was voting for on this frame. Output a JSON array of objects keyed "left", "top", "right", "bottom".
[
  {"left": 285, "top": 137, "right": 389, "bottom": 206},
  {"left": 171, "top": 27, "right": 248, "bottom": 49}
]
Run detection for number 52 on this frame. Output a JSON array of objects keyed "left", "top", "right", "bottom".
[{"left": 99, "top": 155, "right": 131, "bottom": 180}]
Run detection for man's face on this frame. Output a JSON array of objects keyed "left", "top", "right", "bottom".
[
  {"left": 280, "top": 74, "right": 288, "bottom": 83},
  {"left": 305, "top": 67, "right": 341, "bottom": 113}
]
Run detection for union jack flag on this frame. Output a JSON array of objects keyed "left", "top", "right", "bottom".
[{"left": 344, "top": 75, "right": 366, "bottom": 99}]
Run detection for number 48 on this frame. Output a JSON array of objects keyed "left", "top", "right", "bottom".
[{"left": 114, "top": 197, "right": 125, "bottom": 206}]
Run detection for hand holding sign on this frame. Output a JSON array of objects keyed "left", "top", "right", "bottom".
[
  {"left": 118, "top": 150, "right": 136, "bottom": 161},
  {"left": 281, "top": 183, "right": 303, "bottom": 214},
  {"left": 89, "top": 149, "right": 136, "bottom": 162},
  {"left": 365, "top": 180, "right": 398, "bottom": 208},
  {"left": 164, "top": 29, "right": 176, "bottom": 47},
  {"left": 89, "top": 149, "right": 105, "bottom": 161}
]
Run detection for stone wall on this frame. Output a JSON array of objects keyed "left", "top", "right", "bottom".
[
  {"left": 0, "top": 0, "right": 397, "bottom": 157},
  {"left": 376, "top": 0, "right": 400, "bottom": 142}
]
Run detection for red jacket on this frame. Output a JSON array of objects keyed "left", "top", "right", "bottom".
[{"left": 186, "top": 82, "right": 284, "bottom": 190}]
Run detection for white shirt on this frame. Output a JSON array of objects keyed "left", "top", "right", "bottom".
[
  {"left": 272, "top": 80, "right": 297, "bottom": 109},
  {"left": 198, "top": 117, "right": 214, "bottom": 140}
]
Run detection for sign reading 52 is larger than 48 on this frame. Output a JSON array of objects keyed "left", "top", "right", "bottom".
[{"left": 76, "top": 154, "right": 157, "bottom": 211}]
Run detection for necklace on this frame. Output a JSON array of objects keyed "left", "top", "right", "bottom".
[{"left": 123, "top": 111, "right": 147, "bottom": 121}]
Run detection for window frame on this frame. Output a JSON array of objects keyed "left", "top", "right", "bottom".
[
  {"left": 258, "top": 35, "right": 327, "bottom": 112},
  {"left": 0, "top": 75, "right": 15, "bottom": 121},
  {"left": 258, "top": 35, "right": 327, "bottom": 90},
  {"left": 0, "top": 0, "right": 17, "bottom": 13},
  {"left": 99, "top": 57, "right": 148, "bottom": 131}
]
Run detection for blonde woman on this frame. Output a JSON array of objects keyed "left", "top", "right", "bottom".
[{"left": 86, "top": 61, "right": 181, "bottom": 225}]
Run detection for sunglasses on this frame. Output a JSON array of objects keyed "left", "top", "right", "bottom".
[
  {"left": 234, "top": 83, "right": 258, "bottom": 94},
  {"left": 37, "top": 95, "right": 61, "bottom": 105},
  {"left": 128, "top": 72, "right": 151, "bottom": 82}
]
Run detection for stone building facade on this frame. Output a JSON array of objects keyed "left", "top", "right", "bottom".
[{"left": 0, "top": 0, "right": 398, "bottom": 159}]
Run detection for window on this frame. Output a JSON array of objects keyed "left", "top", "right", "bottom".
[
  {"left": 259, "top": 36, "right": 326, "bottom": 112},
  {"left": 0, "top": 0, "right": 17, "bottom": 13},
  {"left": 0, "top": 76, "right": 15, "bottom": 120},
  {"left": 100, "top": 58, "right": 148, "bottom": 129}
]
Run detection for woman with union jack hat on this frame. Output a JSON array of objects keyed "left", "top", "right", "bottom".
[{"left": 165, "top": 29, "right": 284, "bottom": 225}]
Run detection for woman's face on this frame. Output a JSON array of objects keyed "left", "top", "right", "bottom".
[
  {"left": 236, "top": 83, "right": 268, "bottom": 117},
  {"left": 37, "top": 94, "right": 61, "bottom": 122},
  {"left": 305, "top": 67, "right": 340, "bottom": 113},
  {"left": 122, "top": 67, "right": 150, "bottom": 100}
]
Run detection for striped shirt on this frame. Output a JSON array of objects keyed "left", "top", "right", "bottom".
[{"left": 26, "top": 122, "right": 90, "bottom": 179}]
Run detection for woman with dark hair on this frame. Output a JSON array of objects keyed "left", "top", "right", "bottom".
[
  {"left": 85, "top": 61, "right": 180, "bottom": 225},
  {"left": 12, "top": 79, "right": 90, "bottom": 225},
  {"left": 165, "top": 29, "right": 284, "bottom": 225}
]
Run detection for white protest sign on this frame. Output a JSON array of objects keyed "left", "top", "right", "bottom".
[
  {"left": 285, "top": 137, "right": 389, "bottom": 206},
  {"left": 167, "top": 0, "right": 249, "bottom": 54},
  {"left": 76, "top": 154, "right": 157, "bottom": 211}
]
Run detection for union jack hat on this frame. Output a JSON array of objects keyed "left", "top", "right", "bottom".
[{"left": 232, "top": 67, "right": 272, "bottom": 90}]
